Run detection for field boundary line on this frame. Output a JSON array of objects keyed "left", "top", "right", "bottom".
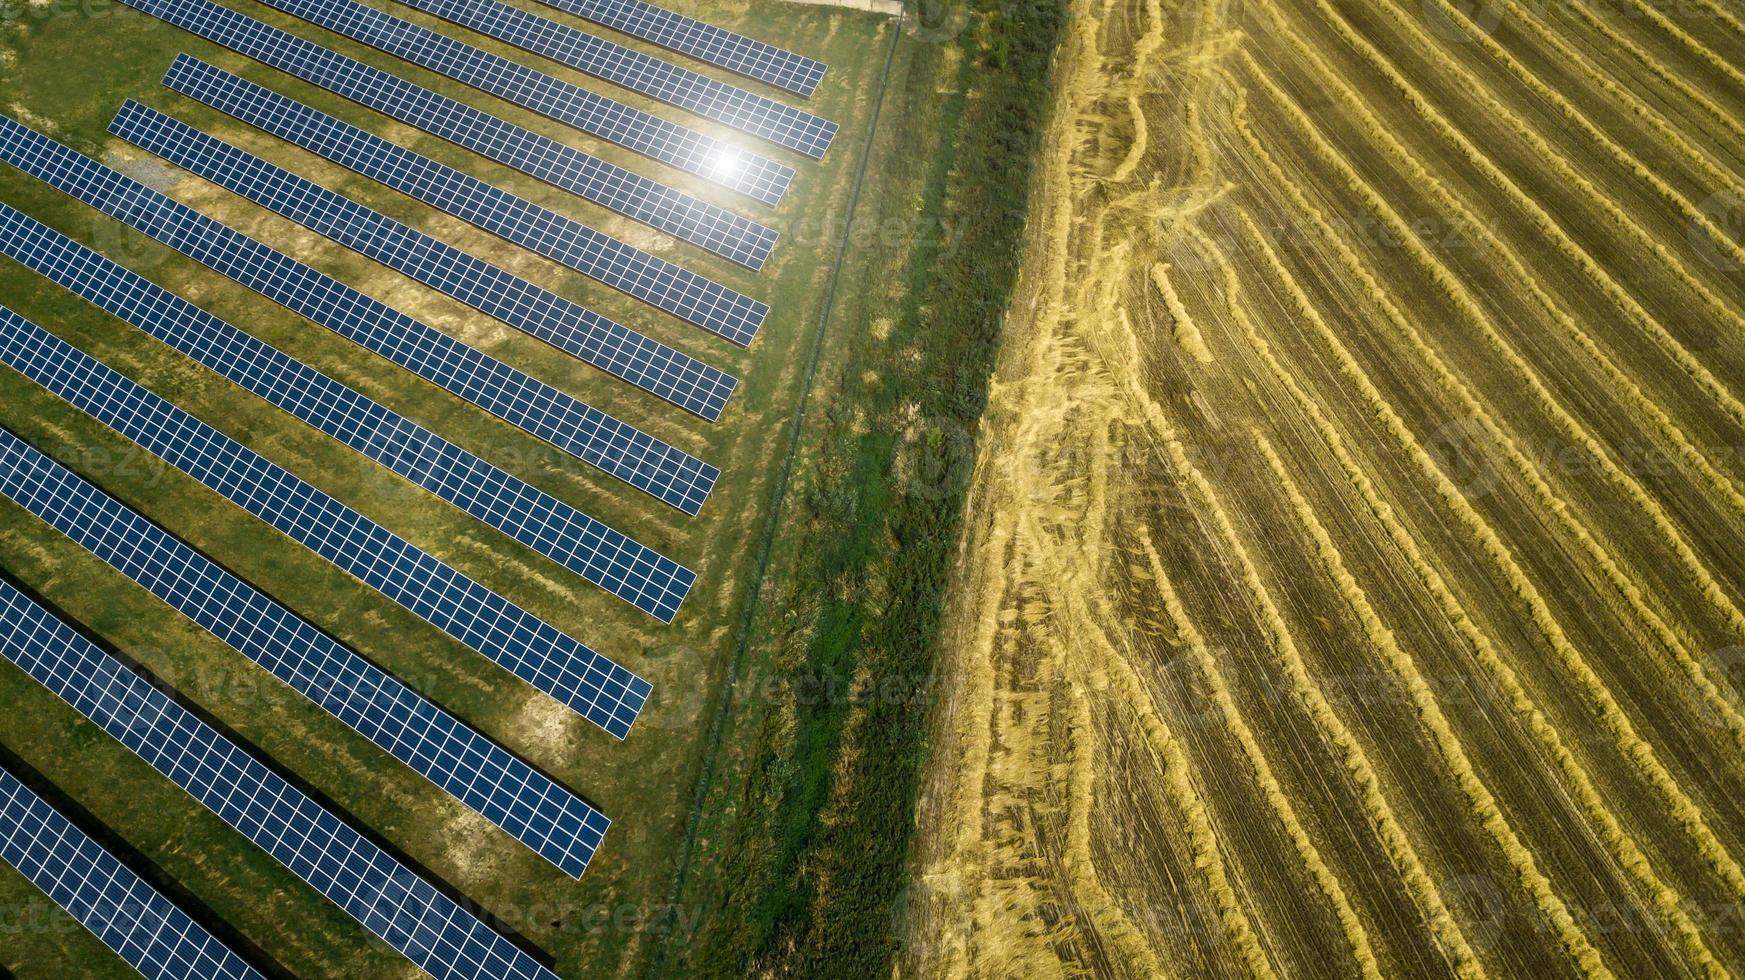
[{"left": 646, "top": 19, "right": 905, "bottom": 978}]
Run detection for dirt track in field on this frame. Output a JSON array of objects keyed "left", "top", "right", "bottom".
[{"left": 907, "top": 0, "right": 1745, "bottom": 974}]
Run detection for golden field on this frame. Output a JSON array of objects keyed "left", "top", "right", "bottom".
[{"left": 910, "top": 0, "right": 1745, "bottom": 975}]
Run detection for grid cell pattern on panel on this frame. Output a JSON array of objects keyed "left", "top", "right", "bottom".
[
  {"left": 0, "top": 204, "right": 695, "bottom": 622},
  {"left": 0, "top": 769, "right": 262, "bottom": 980},
  {"left": 249, "top": 0, "right": 796, "bottom": 202},
  {"left": 111, "top": 105, "right": 748, "bottom": 404},
  {"left": 0, "top": 112, "right": 719, "bottom": 515},
  {"left": 0, "top": 582, "right": 561, "bottom": 980},
  {"left": 152, "top": 47, "right": 777, "bottom": 265},
  {"left": 526, "top": 0, "right": 825, "bottom": 97},
  {"left": 165, "top": 57, "right": 771, "bottom": 300},
  {"left": 0, "top": 307, "right": 655, "bottom": 731},
  {"left": 113, "top": 100, "right": 766, "bottom": 349},
  {"left": 393, "top": 0, "right": 836, "bottom": 157},
  {"left": 0, "top": 428, "right": 613, "bottom": 879}
]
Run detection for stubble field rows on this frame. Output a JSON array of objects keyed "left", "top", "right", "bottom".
[{"left": 910, "top": 0, "right": 1745, "bottom": 975}]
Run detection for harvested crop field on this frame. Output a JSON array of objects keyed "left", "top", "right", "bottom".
[{"left": 909, "top": 0, "right": 1745, "bottom": 976}]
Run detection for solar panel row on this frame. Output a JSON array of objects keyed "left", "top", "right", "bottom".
[
  {"left": 0, "top": 203, "right": 695, "bottom": 623},
  {"left": 173, "top": 80, "right": 778, "bottom": 350},
  {"left": 251, "top": 0, "right": 798, "bottom": 203},
  {"left": 140, "top": 18, "right": 779, "bottom": 262},
  {"left": 112, "top": 101, "right": 767, "bottom": 348},
  {"left": 102, "top": 105, "right": 743, "bottom": 409},
  {"left": 0, "top": 579, "right": 560, "bottom": 980},
  {"left": 0, "top": 113, "right": 722, "bottom": 514},
  {"left": 393, "top": 0, "right": 837, "bottom": 157},
  {"left": 525, "top": 0, "right": 826, "bottom": 97},
  {"left": 0, "top": 427, "right": 612, "bottom": 878},
  {"left": 0, "top": 306, "right": 655, "bottom": 733},
  {"left": 0, "top": 766, "right": 263, "bottom": 980},
  {"left": 1, "top": 0, "right": 842, "bottom": 929}
]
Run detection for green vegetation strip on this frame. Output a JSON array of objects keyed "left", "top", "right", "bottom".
[
  {"left": 646, "top": 16, "right": 904, "bottom": 980},
  {"left": 659, "top": 0, "right": 1069, "bottom": 974}
]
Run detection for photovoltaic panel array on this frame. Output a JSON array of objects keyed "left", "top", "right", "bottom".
[
  {"left": 112, "top": 102, "right": 743, "bottom": 411},
  {"left": 165, "top": 56, "right": 768, "bottom": 292},
  {"left": 250, "top": 0, "right": 798, "bottom": 203},
  {"left": 0, "top": 307, "right": 653, "bottom": 734},
  {"left": 114, "top": 100, "right": 767, "bottom": 348},
  {"left": 392, "top": 0, "right": 837, "bottom": 157},
  {"left": 175, "top": 86, "right": 774, "bottom": 349},
  {"left": 0, "top": 202, "right": 695, "bottom": 623},
  {"left": 525, "top": 0, "right": 826, "bottom": 97},
  {"left": 0, "top": 112, "right": 721, "bottom": 515},
  {"left": 0, "top": 767, "right": 262, "bottom": 980},
  {"left": 0, "top": 425, "right": 610, "bottom": 879},
  {"left": 0, "top": 579, "right": 560, "bottom": 980},
  {"left": 140, "top": 17, "right": 779, "bottom": 268}
]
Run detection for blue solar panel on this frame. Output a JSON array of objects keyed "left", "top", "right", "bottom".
[
  {"left": 524, "top": 0, "right": 826, "bottom": 97},
  {"left": 248, "top": 0, "right": 798, "bottom": 203},
  {"left": 109, "top": 105, "right": 746, "bottom": 409},
  {"left": 392, "top": 0, "right": 837, "bottom": 158},
  {"left": 0, "top": 768, "right": 262, "bottom": 980},
  {"left": 164, "top": 53, "right": 769, "bottom": 277},
  {"left": 0, "top": 581, "right": 559, "bottom": 980},
  {"left": 0, "top": 203, "right": 695, "bottom": 623},
  {"left": 0, "top": 306, "right": 655, "bottom": 732},
  {"left": 0, "top": 427, "right": 612, "bottom": 879},
  {"left": 113, "top": 100, "right": 767, "bottom": 348},
  {"left": 137, "top": 17, "right": 780, "bottom": 261},
  {"left": 0, "top": 112, "right": 721, "bottom": 515}
]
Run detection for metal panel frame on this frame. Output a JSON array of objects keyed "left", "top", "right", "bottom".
[
  {"left": 250, "top": 0, "right": 797, "bottom": 202},
  {"left": 111, "top": 101, "right": 754, "bottom": 399},
  {"left": 0, "top": 425, "right": 612, "bottom": 879},
  {"left": 0, "top": 111, "right": 721, "bottom": 515},
  {"left": 0, "top": 767, "right": 262, "bottom": 980},
  {"left": 0, "top": 306, "right": 654, "bottom": 735},
  {"left": 0, "top": 202, "right": 695, "bottom": 623},
  {"left": 0, "top": 579, "right": 560, "bottom": 979},
  {"left": 392, "top": 0, "right": 836, "bottom": 157}
]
